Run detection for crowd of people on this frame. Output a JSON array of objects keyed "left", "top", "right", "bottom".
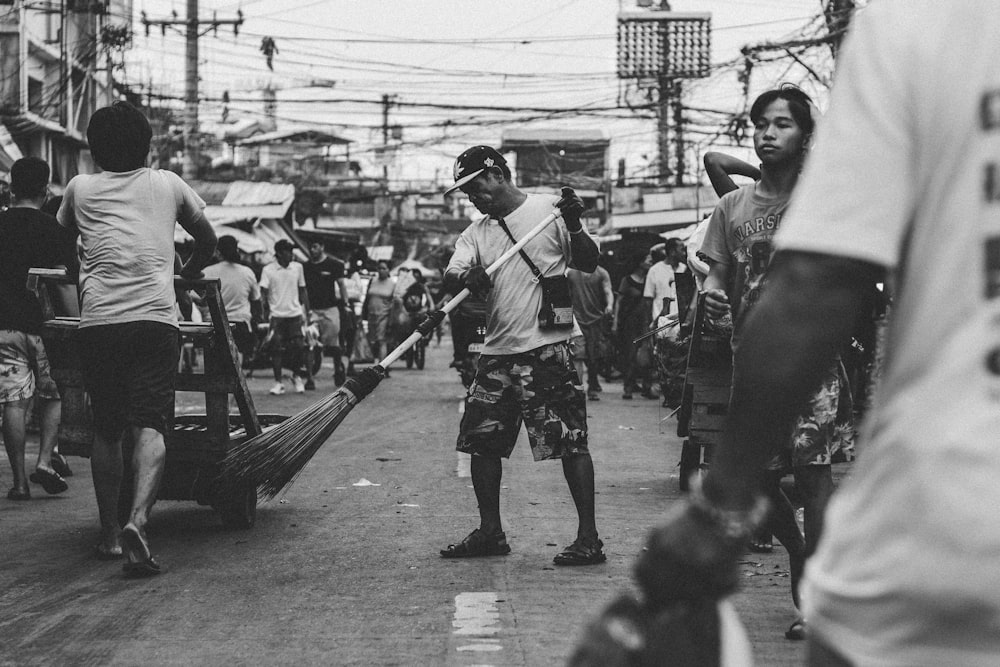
[{"left": 6, "top": 3, "right": 1000, "bottom": 661}]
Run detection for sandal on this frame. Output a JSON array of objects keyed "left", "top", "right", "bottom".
[
  {"left": 785, "top": 618, "right": 807, "bottom": 641},
  {"left": 7, "top": 487, "right": 30, "bottom": 501},
  {"left": 121, "top": 524, "right": 162, "bottom": 578},
  {"left": 440, "top": 529, "right": 511, "bottom": 558},
  {"left": 29, "top": 467, "right": 68, "bottom": 495},
  {"left": 553, "top": 537, "right": 606, "bottom": 566},
  {"left": 94, "top": 543, "right": 124, "bottom": 560},
  {"left": 748, "top": 538, "right": 774, "bottom": 554}
]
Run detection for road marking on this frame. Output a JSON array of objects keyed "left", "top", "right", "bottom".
[
  {"left": 456, "top": 452, "right": 471, "bottom": 478},
  {"left": 453, "top": 592, "right": 502, "bottom": 659}
]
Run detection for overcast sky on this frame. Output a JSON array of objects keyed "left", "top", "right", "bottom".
[{"left": 125, "top": 0, "right": 840, "bottom": 185}]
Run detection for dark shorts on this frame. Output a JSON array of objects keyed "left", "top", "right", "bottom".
[
  {"left": 269, "top": 316, "right": 305, "bottom": 352},
  {"left": 78, "top": 322, "right": 179, "bottom": 439},
  {"left": 230, "top": 321, "right": 256, "bottom": 357},
  {"left": 457, "top": 341, "right": 588, "bottom": 461}
]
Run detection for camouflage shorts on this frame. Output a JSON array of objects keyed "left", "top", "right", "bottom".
[{"left": 457, "top": 341, "right": 588, "bottom": 461}]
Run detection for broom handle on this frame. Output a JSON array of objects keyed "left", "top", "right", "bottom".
[{"left": 378, "top": 208, "right": 564, "bottom": 369}]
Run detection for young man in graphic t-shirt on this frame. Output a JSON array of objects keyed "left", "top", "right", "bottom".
[{"left": 699, "top": 87, "right": 852, "bottom": 640}]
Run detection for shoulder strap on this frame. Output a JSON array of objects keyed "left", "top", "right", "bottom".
[{"left": 496, "top": 217, "right": 542, "bottom": 282}]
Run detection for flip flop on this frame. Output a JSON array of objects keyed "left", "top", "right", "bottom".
[
  {"left": 29, "top": 468, "right": 68, "bottom": 495},
  {"left": 785, "top": 618, "right": 807, "bottom": 641},
  {"left": 121, "top": 524, "right": 162, "bottom": 577},
  {"left": 6, "top": 487, "right": 30, "bottom": 501},
  {"left": 94, "top": 543, "right": 124, "bottom": 560}
]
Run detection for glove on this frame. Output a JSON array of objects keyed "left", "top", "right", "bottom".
[
  {"left": 416, "top": 309, "right": 445, "bottom": 337},
  {"left": 461, "top": 266, "right": 492, "bottom": 298},
  {"left": 557, "top": 186, "right": 585, "bottom": 231}
]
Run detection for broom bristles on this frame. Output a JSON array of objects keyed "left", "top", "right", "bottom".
[{"left": 218, "top": 367, "right": 386, "bottom": 500}]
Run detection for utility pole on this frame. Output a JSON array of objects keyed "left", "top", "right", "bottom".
[
  {"left": 824, "top": 0, "right": 855, "bottom": 59},
  {"left": 381, "top": 93, "right": 395, "bottom": 188},
  {"left": 142, "top": 1, "right": 243, "bottom": 181},
  {"left": 617, "top": 5, "right": 710, "bottom": 187}
]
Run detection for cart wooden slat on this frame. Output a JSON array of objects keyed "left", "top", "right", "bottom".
[{"left": 27, "top": 268, "right": 286, "bottom": 528}]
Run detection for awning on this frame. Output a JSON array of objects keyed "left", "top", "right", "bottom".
[
  {"left": 174, "top": 223, "right": 267, "bottom": 254},
  {"left": 0, "top": 124, "right": 24, "bottom": 173},
  {"left": 202, "top": 181, "right": 296, "bottom": 225},
  {"left": 204, "top": 203, "right": 292, "bottom": 225}
]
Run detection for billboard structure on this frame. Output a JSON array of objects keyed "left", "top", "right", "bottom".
[{"left": 617, "top": 10, "right": 711, "bottom": 185}]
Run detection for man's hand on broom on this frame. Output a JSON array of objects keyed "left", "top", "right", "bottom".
[
  {"left": 556, "top": 186, "right": 585, "bottom": 232},
  {"left": 416, "top": 310, "right": 445, "bottom": 338},
  {"left": 462, "top": 266, "right": 492, "bottom": 299}
]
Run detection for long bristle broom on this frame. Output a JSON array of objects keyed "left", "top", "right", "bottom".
[{"left": 218, "top": 208, "right": 564, "bottom": 500}]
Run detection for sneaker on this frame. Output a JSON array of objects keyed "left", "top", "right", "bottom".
[
  {"left": 293, "top": 376, "right": 306, "bottom": 394},
  {"left": 269, "top": 382, "right": 286, "bottom": 395}
]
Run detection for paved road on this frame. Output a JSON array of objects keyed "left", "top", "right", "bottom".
[{"left": 0, "top": 338, "right": 814, "bottom": 666}]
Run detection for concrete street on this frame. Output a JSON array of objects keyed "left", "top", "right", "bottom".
[{"left": 0, "top": 337, "right": 821, "bottom": 666}]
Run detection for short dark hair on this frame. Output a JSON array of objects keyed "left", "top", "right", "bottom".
[
  {"left": 217, "top": 235, "right": 241, "bottom": 263},
  {"left": 10, "top": 157, "right": 49, "bottom": 200},
  {"left": 664, "top": 237, "right": 685, "bottom": 255},
  {"left": 86, "top": 101, "right": 152, "bottom": 172},
  {"left": 750, "top": 85, "right": 816, "bottom": 138}
]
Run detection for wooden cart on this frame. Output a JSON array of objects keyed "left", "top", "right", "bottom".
[
  {"left": 676, "top": 293, "right": 732, "bottom": 491},
  {"left": 28, "top": 269, "right": 286, "bottom": 528}
]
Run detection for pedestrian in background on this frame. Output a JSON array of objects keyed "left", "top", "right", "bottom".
[
  {"left": 439, "top": 145, "right": 605, "bottom": 566},
  {"left": 612, "top": 249, "right": 653, "bottom": 400},
  {"left": 362, "top": 260, "right": 395, "bottom": 376},
  {"left": 58, "top": 100, "right": 217, "bottom": 573},
  {"left": 303, "top": 239, "right": 348, "bottom": 386},
  {"left": 653, "top": 237, "right": 691, "bottom": 410},
  {"left": 567, "top": 263, "right": 614, "bottom": 401},
  {"left": 0, "top": 157, "right": 77, "bottom": 501},
  {"left": 200, "top": 235, "right": 261, "bottom": 371},
  {"left": 260, "top": 239, "right": 310, "bottom": 395}
]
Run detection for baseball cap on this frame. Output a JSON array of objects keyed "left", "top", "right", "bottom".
[
  {"left": 274, "top": 239, "right": 294, "bottom": 252},
  {"left": 444, "top": 145, "right": 507, "bottom": 195}
]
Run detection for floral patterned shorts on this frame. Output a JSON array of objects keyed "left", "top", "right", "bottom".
[
  {"left": 767, "top": 360, "right": 856, "bottom": 471},
  {"left": 0, "top": 330, "right": 59, "bottom": 403}
]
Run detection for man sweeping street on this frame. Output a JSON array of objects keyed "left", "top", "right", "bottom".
[{"left": 439, "top": 145, "right": 606, "bottom": 566}]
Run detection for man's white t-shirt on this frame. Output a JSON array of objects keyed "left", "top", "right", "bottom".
[
  {"left": 776, "top": 2, "right": 1000, "bottom": 664},
  {"left": 447, "top": 193, "right": 592, "bottom": 355},
  {"left": 57, "top": 168, "right": 205, "bottom": 328},
  {"left": 643, "top": 261, "right": 676, "bottom": 321},
  {"left": 202, "top": 261, "right": 261, "bottom": 325},
  {"left": 260, "top": 261, "right": 306, "bottom": 319}
]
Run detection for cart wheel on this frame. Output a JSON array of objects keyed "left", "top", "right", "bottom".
[
  {"left": 215, "top": 486, "right": 257, "bottom": 529},
  {"left": 678, "top": 439, "right": 702, "bottom": 492},
  {"left": 416, "top": 339, "right": 426, "bottom": 370}
]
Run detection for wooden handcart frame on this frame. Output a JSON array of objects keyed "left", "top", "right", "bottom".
[
  {"left": 676, "top": 292, "right": 732, "bottom": 491},
  {"left": 28, "top": 268, "right": 286, "bottom": 528}
]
